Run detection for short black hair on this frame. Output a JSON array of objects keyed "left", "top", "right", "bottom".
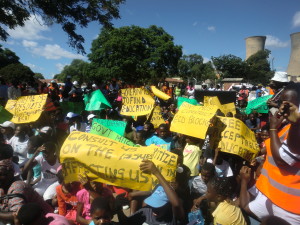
[
  {"left": 43, "top": 142, "right": 57, "bottom": 154},
  {"left": 201, "top": 162, "right": 215, "bottom": 175},
  {"left": 158, "top": 123, "right": 169, "bottom": 130},
  {"left": 144, "top": 122, "right": 154, "bottom": 130},
  {"left": 0, "top": 144, "right": 13, "bottom": 159},
  {"left": 208, "top": 176, "right": 234, "bottom": 198},
  {"left": 90, "top": 196, "right": 111, "bottom": 214},
  {"left": 17, "top": 203, "right": 42, "bottom": 225},
  {"left": 284, "top": 82, "right": 300, "bottom": 103},
  {"left": 28, "top": 136, "right": 44, "bottom": 148}
]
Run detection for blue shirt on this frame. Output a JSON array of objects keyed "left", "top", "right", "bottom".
[{"left": 145, "top": 135, "right": 174, "bottom": 151}]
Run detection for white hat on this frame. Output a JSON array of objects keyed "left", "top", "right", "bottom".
[
  {"left": 66, "top": 112, "right": 79, "bottom": 119},
  {"left": 40, "top": 126, "right": 52, "bottom": 134},
  {"left": 0, "top": 121, "right": 15, "bottom": 129},
  {"left": 271, "top": 71, "right": 288, "bottom": 82},
  {"left": 73, "top": 81, "right": 79, "bottom": 86},
  {"left": 92, "top": 84, "right": 97, "bottom": 88},
  {"left": 51, "top": 80, "right": 56, "bottom": 83},
  {"left": 87, "top": 114, "right": 96, "bottom": 121}
]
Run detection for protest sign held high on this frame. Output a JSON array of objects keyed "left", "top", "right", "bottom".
[
  {"left": 204, "top": 96, "right": 236, "bottom": 115},
  {"left": 211, "top": 116, "right": 260, "bottom": 161},
  {"left": 171, "top": 102, "right": 218, "bottom": 139},
  {"left": 84, "top": 89, "right": 112, "bottom": 111},
  {"left": 151, "top": 86, "right": 171, "bottom": 100},
  {"left": 120, "top": 88, "right": 155, "bottom": 116},
  {"left": 245, "top": 95, "right": 273, "bottom": 115},
  {"left": 93, "top": 118, "right": 126, "bottom": 136},
  {"left": 147, "top": 106, "right": 166, "bottom": 128},
  {"left": 90, "top": 121, "right": 137, "bottom": 146},
  {"left": 5, "top": 94, "right": 48, "bottom": 124},
  {"left": 177, "top": 97, "right": 198, "bottom": 109},
  {"left": 60, "top": 131, "right": 177, "bottom": 191}
]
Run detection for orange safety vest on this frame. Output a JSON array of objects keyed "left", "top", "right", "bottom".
[{"left": 256, "top": 124, "right": 300, "bottom": 214}]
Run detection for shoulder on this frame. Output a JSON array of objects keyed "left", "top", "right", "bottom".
[{"left": 8, "top": 181, "right": 27, "bottom": 194}]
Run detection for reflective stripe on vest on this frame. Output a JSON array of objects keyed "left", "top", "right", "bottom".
[{"left": 256, "top": 124, "right": 300, "bottom": 214}]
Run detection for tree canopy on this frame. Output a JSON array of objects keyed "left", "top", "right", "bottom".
[
  {"left": 0, "top": 44, "right": 20, "bottom": 68},
  {"left": 0, "top": 63, "right": 34, "bottom": 83},
  {"left": 88, "top": 25, "right": 182, "bottom": 84},
  {"left": 0, "top": 0, "right": 125, "bottom": 54},
  {"left": 34, "top": 73, "right": 45, "bottom": 79}
]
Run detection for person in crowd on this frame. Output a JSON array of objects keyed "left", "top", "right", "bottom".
[
  {"left": 85, "top": 114, "right": 96, "bottom": 133},
  {"left": 8, "top": 125, "right": 29, "bottom": 166},
  {"left": 67, "top": 112, "right": 87, "bottom": 133},
  {"left": 186, "top": 83, "right": 195, "bottom": 99},
  {"left": 76, "top": 173, "right": 114, "bottom": 225},
  {"left": 0, "top": 159, "right": 53, "bottom": 224},
  {"left": 238, "top": 85, "right": 249, "bottom": 108},
  {"left": 256, "top": 85, "right": 263, "bottom": 98},
  {"left": 208, "top": 84, "right": 215, "bottom": 91},
  {"left": 143, "top": 122, "right": 155, "bottom": 140},
  {"left": 215, "top": 84, "right": 222, "bottom": 91},
  {"left": 49, "top": 80, "right": 60, "bottom": 102},
  {"left": 174, "top": 84, "right": 181, "bottom": 99},
  {"left": 133, "top": 130, "right": 146, "bottom": 146},
  {"left": 62, "top": 75, "right": 73, "bottom": 100},
  {"left": 248, "top": 86, "right": 257, "bottom": 101},
  {"left": 208, "top": 148, "right": 233, "bottom": 178},
  {"left": 69, "top": 81, "right": 83, "bottom": 102},
  {"left": 245, "top": 113, "right": 261, "bottom": 131},
  {"left": 117, "top": 160, "right": 185, "bottom": 225},
  {"left": 0, "top": 121, "right": 15, "bottom": 144},
  {"left": 145, "top": 123, "right": 174, "bottom": 151},
  {"left": 23, "top": 142, "right": 60, "bottom": 197},
  {"left": 7, "top": 80, "right": 21, "bottom": 100},
  {"left": 0, "top": 77, "right": 8, "bottom": 106}
]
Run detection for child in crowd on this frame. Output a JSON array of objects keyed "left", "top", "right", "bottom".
[
  {"left": 145, "top": 124, "right": 174, "bottom": 151},
  {"left": 23, "top": 142, "right": 61, "bottom": 197},
  {"left": 133, "top": 130, "right": 146, "bottom": 146},
  {"left": 208, "top": 148, "right": 233, "bottom": 178}
]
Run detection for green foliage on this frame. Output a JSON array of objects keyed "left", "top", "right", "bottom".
[
  {"left": 0, "top": 0, "right": 125, "bottom": 54},
  {"left": 34, "top": 73, "right": 45, "bottom": 79},
  {"left": 0, "top": 63, "right": 34, "bottom": 83},
  {"left": 212, "top": 54, "right": 248, "bottom": 79},
  {"left": 245, "top": 50, "right": 274, "bottom": 85},
  {"left": 0, "top": 45, "right": 20, "bottom": 68},
  {"left": 54, "top": 59, "right": 90, "bottom": 83},
  {"left": 88, "top": 25, "right": 182, "bottom": 84},
  {"left": 178, "top": 54, "right": 215, "bottom": 82}
]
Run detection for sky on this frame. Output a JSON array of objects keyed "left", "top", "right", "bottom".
[{"left": 1, "top": 0, "right": 300, "bottom": 79}]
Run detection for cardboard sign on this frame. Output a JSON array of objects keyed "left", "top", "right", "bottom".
[
  {"left": 60, "top": 131, "right": 178, "bottom": 191},
  {"left": 210, "top": 116, "right": 260, "bottom": 161},
  {"left": 177, "top": 97, "right": 198, "bottom": 109},
  {"left": 5, "top": 94, "right": 47, "bottom": 124},
  {"left": 151, "top": 86, "right": 171, "bottom": 100},
  {"left": 147, "top": 106, "right": 165, "bottom": 128},
  {"left": 90, "top": 122, "right": 137, "bottom": 147},
  {"left": 170, "top": 102, "right": 218, "bottom": 139},
  {"left": 221, "top": 102, "right": 236, "bottom": 116},
  {"left": 204, "top": 96, "right": 236, "bottom": 116},
  {"left": 120, "top": 88, "right": 155, "bottom": 116},
  {"left": 93, "top": 118, "right": 126, "bottom": 136},
  {"left": 245, "top": 95, "right": 273, "bottom": 115},
  {"left": 84, "top": 90, "right": 111, "bottom": 111}
]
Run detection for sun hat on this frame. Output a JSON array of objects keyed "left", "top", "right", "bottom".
[
  {"left": 271, "top": 71, "right": 288, "bottom": 82},
  {"left": 0, "top": 121, "right": 15, "bottom": 130},
  {"left": 87, "top": 114, "right": 96, "bottom": 121}
]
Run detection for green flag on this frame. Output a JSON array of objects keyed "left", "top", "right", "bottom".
[
  {"left": 0, "top": 105, "right": 13, "bottom": 123},
  {"left": 245, "top": 95, "right": 273, "bottom": 114},
  {"left": 90, "top": 121, "right": 138, "bottom": 146},
  {"left": 177, "top": 97, "right": 198, "bottom": 108},
  {"left": 93, "top": 118, "right": 126, "bottom": 136},
  {"left": 84, "top": 90, "right": 111, "bottom": 111}
]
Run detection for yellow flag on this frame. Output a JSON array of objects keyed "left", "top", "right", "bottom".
[
  {"left": 120, "top": 88, "right": 155, "bottom": 116},
  {"left": 147, "top": 106, "right": 165, "bottom": 128},
  {"left": 170, "top": 102, "right": 218, "bottom": 139},
  {"left": 151, "top": 86, "right": 171, "bottom": 100},
  {"left": 60, "top": 131, "right": 178, "bottom": 191},
  {"left": 210, "top": 116, "right": 260, "bottom": 161},
  {"left": 5, "top": 94, "right": 48, "bottom": 124}
]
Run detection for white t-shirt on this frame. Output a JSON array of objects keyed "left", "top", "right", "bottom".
[
  {"left": 35, "top": 154, "right": 60, "bottom": 183},
  {"left": 8, "top": 136, "right": 29, "bottom": 164},
  {"left": 70, "top": 122, "right": 87, "bottom": 133},
  {"left": 207, "top": 159, "right": 233, "bottom": 177},
  {"left": 192, "top": 175, "right": 207, "bottom": 195}
]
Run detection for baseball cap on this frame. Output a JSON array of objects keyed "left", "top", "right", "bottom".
[
  {"left": 92, "top": 84, "right": 97, "bottom": 88},
  {"left": 39, "top": 126, "right": 52, "bottom": 134},
  {"left": 87, "top": 114, "right": 96, "bottom": 121},
  {"left": 0, "top": 121, "right": 15, "bottom": 130},
  {"left": 73, "top": 81, "right": 79, "bottom": 86},
  {"left": 66, "top": 112, "right": 79, "bottom": 119},
  {"left": 271, "top": 71, "right": 288, "bottom": 82},
  {"left": 144, "top": 185, "right": 169, "bottom": 208}
]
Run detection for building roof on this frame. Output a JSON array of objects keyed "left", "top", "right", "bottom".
[
  {"left": 165, "top": 78, "right": 184, "bottom": 83},
  {"left": 222, "top": 78, "right": 244, "bottom": 82}
]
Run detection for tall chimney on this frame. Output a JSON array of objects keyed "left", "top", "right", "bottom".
[
  {"left": 287, "top": 32, "right": 300, "bottom": 81},
  {"left": 245, "top": 36, "right": 266, "bottom": 60}
]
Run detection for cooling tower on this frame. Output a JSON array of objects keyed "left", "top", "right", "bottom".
[
  {"left": 287, "top": 32, "right": 300, "bottom": 81},
  {"left": 245, "top": 36, "right": 266, "bottom": 60}
]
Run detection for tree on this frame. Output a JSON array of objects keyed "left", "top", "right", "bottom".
[
  {"left": 0, "top": 45, "right": 20, "bottom": 68},
  {"left": 0, "top": 0, "right": 124, "bottom": 54},
  {"left": 88, "top": 25, "right": 182, "bottom": 84},
  {"left": 0, "top": 63, "right": 34, "bottom": 83},
  {"left": 54, "top": 59, "right": 90, "bottom": 83},
  {"left": 34, "top": 73, "right": 45, "bottom": 79},
  {"left": 211, "top": 54, "right": 248, "bottom": 79},
  {"left": 246, "top": 50, "right": 274, "bottom": 85},
  {"left": 178, "top": 54, "right": 216, "bottom": 82}
]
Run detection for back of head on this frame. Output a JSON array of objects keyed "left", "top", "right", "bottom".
[
  {"left": 29, "top": 136, "right": 44, "bottom": 149},
  {"left": 91, "top": 196, "right": 111, "bottom": 214},
  {"left": 201, "top": 162, "right": 215, "bottom": 175},
  {"left": 284, "top": 82, "right": 300, "bottom": 104},
  {"left": 0, "top": 144, "right": 13, "bottom": 160},
  {"left": 17, "top": 203, "right": 42, "bottom": 225},
  {"left": 209, "top": 176, "right": 234, "bottom": 199}
]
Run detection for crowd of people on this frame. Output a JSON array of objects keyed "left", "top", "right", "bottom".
[{"left": 0, "top": 71, "right": 299, "bottom": 225}]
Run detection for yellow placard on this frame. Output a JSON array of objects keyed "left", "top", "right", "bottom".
[
  {"left": 147, "top": 106, "right": 165, "bottom": 128},
  {"left": 151, "top": 86, "right": 171, "bottom": 101},
  {"left": 170, "top": 102, "right": 218, "bottom": 139},
  {"left": 60, "top": 131, "right": 177, "bottom": 191},
  {"left": 120, "top": 88, "right": 155, "bottom": 116},
  {"left": 210, "top": 116, "right": 259, "bottom": 161},
  {"left": 5, "top": 94, "right": 48, "bottom": 124},
  {"left": 204, "top": 96, "right": 236, "bottom": 116}
]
